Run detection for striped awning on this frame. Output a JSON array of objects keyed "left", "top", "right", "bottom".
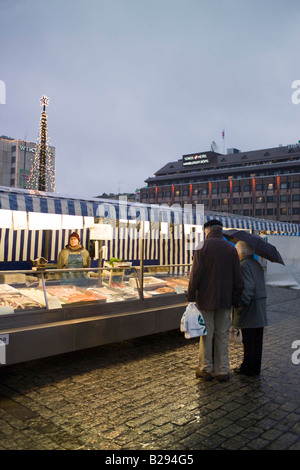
[
  {"left": 0, "top": 186, "right": 109, "bottom": 218},
  {"left": 0, "top": 186, "right": 188, "bottom": 224},
  {"left": 0, "top": 186, "right": 299, "bottom": 233},
  {"left": 205, "top": 211, "right": 300, "bottom": 233}
]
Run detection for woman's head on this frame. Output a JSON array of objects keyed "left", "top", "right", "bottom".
[{"left": 236, "top": 241, "right": 255, "bottom": 260}]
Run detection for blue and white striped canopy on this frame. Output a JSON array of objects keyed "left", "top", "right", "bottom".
[
  {"left": 0, "top": 186, "right": 194, "bottom": 224},
  {"left": 0, "top": 185, "right": 299, "bottom": 233},
  {"left": 0, "top": 185, "right": 112, "bottom": 218},
  {"left": 205, "top": 211, "right": 300, "bottom": 233}
]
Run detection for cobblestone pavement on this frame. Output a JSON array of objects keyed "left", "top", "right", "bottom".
[{"left": 0, "top": 286, "right": 299, "bottom": 451}]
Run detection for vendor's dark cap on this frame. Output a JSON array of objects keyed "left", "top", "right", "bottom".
[
  {"left": 204, "top": 219, "right": 223, "bottom": 229},
  {"left": 69, "top": 232, "right": 80, "bottom": 242}
]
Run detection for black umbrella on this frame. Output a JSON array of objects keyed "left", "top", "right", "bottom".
[{"left": 223, "top": 229, "right": 285, "bottom": 265}]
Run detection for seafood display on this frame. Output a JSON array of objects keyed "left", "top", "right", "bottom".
[
  {"left": 0, "top": 292, "right": 40, "bottom": 310},
  {"left": 44, "top": 286, "right": 107, "bottom": 304},
  {"left": 0, "top": 274, "right": 189, "bottom": 313}
]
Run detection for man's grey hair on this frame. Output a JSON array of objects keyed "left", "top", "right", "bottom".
[
  {"left": 236, "top": 241, "right": 255, "bottom": 256},
  {"left": 206, "top": 224, "right": 222, "bottom": 233}
]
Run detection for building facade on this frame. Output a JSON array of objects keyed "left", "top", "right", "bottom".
[
  {"left": 140, "top": 142, "right": 300, "bottom": 224},
  {"left": 0, "top": 136, "right": 56, "bottom": 191}
]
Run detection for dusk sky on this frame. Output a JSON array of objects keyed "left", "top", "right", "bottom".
[{"left": 1, "top": 0, "right": 300, "bottom": 199}]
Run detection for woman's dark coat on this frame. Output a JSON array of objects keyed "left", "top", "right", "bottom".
[{"left": 233, "top": 256, "right": 267, "bottom": 329}]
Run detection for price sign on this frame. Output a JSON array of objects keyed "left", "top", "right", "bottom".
[{"left": 0, "top": 334, "right": 9, "bottom": 345}]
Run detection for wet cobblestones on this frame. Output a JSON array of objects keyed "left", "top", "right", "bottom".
[{"left": 0, "top": 285, "right": 299, "bottom": 450}]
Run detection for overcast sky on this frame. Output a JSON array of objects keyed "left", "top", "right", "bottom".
[{"left": 1, "top": 0, "right": 300, "bottom": 199}]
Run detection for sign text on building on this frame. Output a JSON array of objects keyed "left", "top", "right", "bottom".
[{"left": 183, "top": 154, "right": 209, "bottom": 166}]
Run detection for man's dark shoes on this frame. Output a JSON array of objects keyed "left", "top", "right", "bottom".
[{"left": 195, "top": 368, "right": 213, "bottom": 381}]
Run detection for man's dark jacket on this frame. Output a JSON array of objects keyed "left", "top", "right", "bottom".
[{"left": 187, "top": 230, "right": 243, "bottom": 310}]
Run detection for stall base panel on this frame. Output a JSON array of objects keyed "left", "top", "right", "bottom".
[{"left": 1, "top": 302, "right": 186, "bottom": 365}]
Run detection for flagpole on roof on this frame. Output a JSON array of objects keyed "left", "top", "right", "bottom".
[{"left": 222, "top": 129, "right": 225, "bottom": 154}]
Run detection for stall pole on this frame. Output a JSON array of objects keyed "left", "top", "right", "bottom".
[
  {"left": 39, "top": 270, "right": 49, "bottom": 310},
  {"left": 139, "top": 221, "right": 145, "bottom": 300},
  {"left": 43, "top": 230, "right": 50, "bottom": 260}
]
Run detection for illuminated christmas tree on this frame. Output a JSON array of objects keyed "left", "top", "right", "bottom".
[{"left": 27, "top": 95, "right": 55, "bottom": 191}]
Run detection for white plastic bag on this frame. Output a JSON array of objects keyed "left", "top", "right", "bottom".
[
  {"left": 229, "top": 311, "right": 242, "bottom": 343},
  {"left": 228, "top": 326, "right": 243, "bottom": 343},
  {"left": 180, "top": 302, "right": 207, "bottom": 339}
]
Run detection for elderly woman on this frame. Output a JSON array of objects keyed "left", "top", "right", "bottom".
[{"left": 233, "top": 241, "right": 267, "bottom": 376}]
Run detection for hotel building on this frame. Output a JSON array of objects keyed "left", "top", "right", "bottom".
[{"left": 140, "top": 142, "right": 300, "bottom": 224}]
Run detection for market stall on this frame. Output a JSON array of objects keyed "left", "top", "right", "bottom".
[
  {"left": 0, "top": 186, "right": 197, "bottom": 364},
  {"left": 0, "top": 185, "right": 299, "bottom": 365}
]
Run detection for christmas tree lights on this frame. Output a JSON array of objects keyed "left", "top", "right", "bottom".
[{"left": 27, "top": 95, "right": 55, "bottom": 191}]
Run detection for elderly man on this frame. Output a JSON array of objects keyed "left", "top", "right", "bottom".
[{"left": 187, "top": 220, "right": 243, "bottom": 382}]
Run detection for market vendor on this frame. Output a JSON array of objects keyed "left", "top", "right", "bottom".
[{"left": 57, "top": 232, "right": 91, "bottom": 285}]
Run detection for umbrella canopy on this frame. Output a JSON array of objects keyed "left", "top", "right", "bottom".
[{"left": 223, "top": 229, "right": 285, "bottom": 265}]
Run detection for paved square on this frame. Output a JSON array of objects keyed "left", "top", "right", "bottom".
[{"left": 0, "top": 286, "right": 299, "bottom": 450}]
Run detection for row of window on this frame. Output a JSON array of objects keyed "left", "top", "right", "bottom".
[
  {"left": 212, "top": 195, "right": 300, "bottom": 203},
  {"left": 200, "top": 199, "right": 299, "bottom": 207},
  {"left": 144, "top": 192, "right": 300, "bottom": 202},
  {"left": 143, "top": 181, "right": 299, "bottom": 199},
  {"left": 209, "top": 196, "right": 299, "bottom": 205},
  {"left": 238, "top": 208, "right": 300, "bottom": 216}
]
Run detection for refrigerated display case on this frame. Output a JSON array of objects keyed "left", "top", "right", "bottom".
[{"left": 0, "top": 264, "right": 190, "bottom": 365}]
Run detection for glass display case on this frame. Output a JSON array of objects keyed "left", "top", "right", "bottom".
[
  {"left": 0, "top": 264, "right": 190, "bottom": 366},
  {"left": 0, "top": 263, "right": 191, "bottom": 313}
]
